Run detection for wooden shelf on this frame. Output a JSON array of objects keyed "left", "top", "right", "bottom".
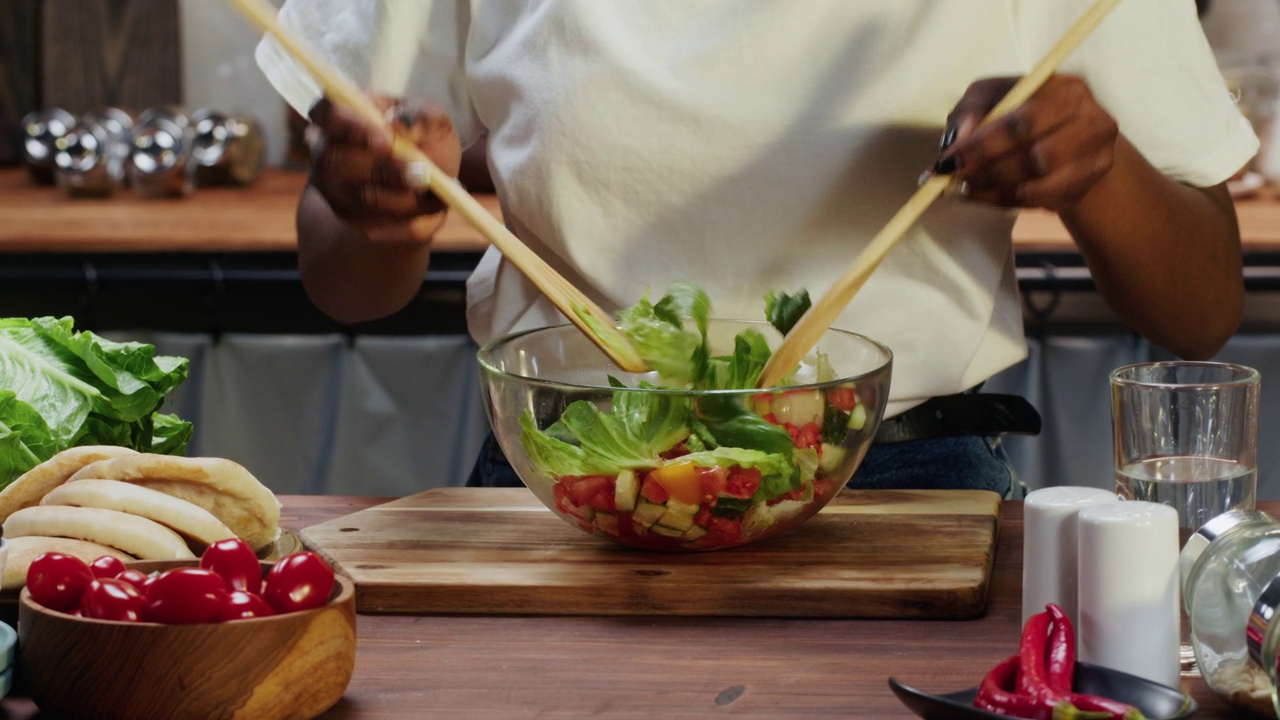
[{"left": 2, "top": 167, "right": 1278, "bottom": 255}]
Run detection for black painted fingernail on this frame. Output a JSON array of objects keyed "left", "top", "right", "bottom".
[
  {"left": 933, "top": 154, "right": 960, "bottom": 175},
  {"left": 1006, "top": 115, "right": 1029, "bottom": 141},
  {"left": 939, "top": 124, "right": 958, "bottom": 152}
]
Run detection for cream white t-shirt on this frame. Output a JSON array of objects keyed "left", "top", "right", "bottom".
[{"left": 257, "top": 0, "right": 1257, "bottom": 416}]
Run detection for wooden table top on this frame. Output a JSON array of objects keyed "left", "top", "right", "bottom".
[
  {"left": 4, "top": 166, "right": 1279, "bottom": 255},
  {"left": 0, "top": 494, "right": 1248, "bottom": 719}
]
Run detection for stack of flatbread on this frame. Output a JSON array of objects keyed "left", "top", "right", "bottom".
[{"left": 0, "top": 447, "right": 281, "bottom": 589}]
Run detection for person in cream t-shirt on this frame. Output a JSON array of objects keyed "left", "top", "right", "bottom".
[{"left": 256, "top": 0, "right": 1256, "bottom": 496}]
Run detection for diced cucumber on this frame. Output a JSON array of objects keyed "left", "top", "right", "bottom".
[
  {"left": 818, "top": 443, "right": 847, "bottom": 473},
  {"left": 849, "top": 403, "right": 867, "bottom": 430},
  {"left": 682, "top": 525, "right": 709, "bottom": 541},
  {"left": 665, "top": 498, "right": 700, "bottom": 518},
  {"left": 594, "top": 511, "right": 619, "bottom": 536},
  {"left": 656, "top": 506, "right": 696, "bottom": 533},
  {"left": 562, "top": 502, "right": 595, "bottom": 523},
  {"left": 631, "top": 500, "right": 667, "bottom": 530},
  {"left": 650, "top": 523, "right": 686, "bottom": 538},
  {"left": 714, "top": 496, "right": 754, "bottom": 518},
  {"left": 614, "top": 469, "right": 639, "bottom": 513}
]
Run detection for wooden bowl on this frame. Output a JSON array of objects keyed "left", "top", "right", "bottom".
[{"left": 17, "top": 560, "right": 356, "bottom": 720}]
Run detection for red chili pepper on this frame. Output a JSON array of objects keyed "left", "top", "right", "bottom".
[
  {"left": 1046, "top": 603, "right": 1076, "bottom": 695},
  {"left": 973, "top": 654, "right": 1110, "bottom": 720},
  {"left": 975, "top": 654, "right": 1051, "bottom": 719},
  {"left": 1018, "top": 611, "right": 1059, "bottom": 701}
]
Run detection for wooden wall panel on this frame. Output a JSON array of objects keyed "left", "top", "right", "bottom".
[
  {"left": 0, "top": 0, "right": 40, "bottom": 164},
  {"left": 41, "top": 0, "right": 182, "bottom": 115}
]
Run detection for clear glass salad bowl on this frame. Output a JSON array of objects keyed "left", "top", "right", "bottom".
[{"left": 477, "top": 319, "right": 893, "bottom": 551}]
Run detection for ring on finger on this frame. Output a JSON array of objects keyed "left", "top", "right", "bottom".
[{"left": 384, "top": 104, "right": 416, "bottom": 129}]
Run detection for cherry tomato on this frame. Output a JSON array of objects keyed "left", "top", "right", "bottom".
[
  {"left": 200, "top": 538, "right": 263, "bottom": 594},
  {"left": 80, "top": 578, "right": 145, "bottom": 622},
  {"left": 89, "top": 555, "right": 126, "bottom": 579},
  {"left": 144, "top": 568, "right": 228, "bottom": 624},
  {"left": 114, "top": 569, "right": 152, "bottom": 591},
  {"left": 218, "top": 590, "right": 275, "bottom": 621},
  {"left": 264, "top": 552, "right": 335, "bottom": 614},
  {"left": 26, "top": 553, "right": 95, "bottom": 613}
]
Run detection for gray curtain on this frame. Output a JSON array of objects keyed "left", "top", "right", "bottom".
[{"left": 112, "top": 331, "right": 1279, "bottom": 500}]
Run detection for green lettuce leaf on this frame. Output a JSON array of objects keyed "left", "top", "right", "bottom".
[
  {"left": 764, "top": 289, "right": 811, "bottom": 336},
  {"left": 617, "top": 283, "right": 711, "bottom": 386},
  {"left": 706, "top": 329, "right": 771, "bottom": 390},
  {"left": 695, "top": 394, "right": 796, "bottom": 457},
  {"left": 519, "top": 386, "right": 691, "bottom": 477},
  {"left": 0, "top": 317, "right": 192, "bottom": 488}
]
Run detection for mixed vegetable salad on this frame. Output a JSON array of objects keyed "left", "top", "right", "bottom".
[{"left": 518, "top": 283, "right": 875, "bottom": 550}]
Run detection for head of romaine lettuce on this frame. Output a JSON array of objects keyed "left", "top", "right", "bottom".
[{"left": 0, "top": 317, "right": 193, "bottom": 488}]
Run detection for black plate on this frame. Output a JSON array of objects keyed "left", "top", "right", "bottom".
[{"left": 888, "top": 662, "right": 1196, "bottom": 720}]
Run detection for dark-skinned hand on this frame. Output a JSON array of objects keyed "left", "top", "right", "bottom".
[
  {"left": 933, "top": 74, "right": 1119, "bottom": 213},
  {"left": 306, "top": 94, "right": 462, "bottom": 243}
]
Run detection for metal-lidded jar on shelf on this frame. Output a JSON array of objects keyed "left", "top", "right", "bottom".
[
  {"left": 191, "top": 108, "right": 264, "bottom": 187},
  {"left": 128, "top": 110, "right": 196, "bottom": 198},
  {"left": 20, "top": 109, "right": 77, "bottom": 185},
  {"left": 1181, "top": 509, "right": 1280, "bottom": 717},
  {"left": 54, "top": 108, "right": 135, "bottom": 197}
]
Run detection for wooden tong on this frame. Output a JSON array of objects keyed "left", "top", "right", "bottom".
[
  {"left": 757, "top": 0, "right": 1124, "bottom": 387},
  {"left": 227, "top": 0, "right": 649, "bottom": 373}
]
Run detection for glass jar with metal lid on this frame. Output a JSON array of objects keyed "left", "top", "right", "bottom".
[
  {"left": 21, "top": 109, "right": 76, "bottom": 185},
  {"left": 1181, "top": 509, "right": 1280, "bottom": 717}
]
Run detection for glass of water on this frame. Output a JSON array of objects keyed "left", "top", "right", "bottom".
[{"left": 1111, "top": 362, "right": 1260, "bottom": 543}]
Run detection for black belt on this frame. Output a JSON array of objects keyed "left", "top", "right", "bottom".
[{"left": 873, "top": 393, "right": 1042, "bottom": 444}]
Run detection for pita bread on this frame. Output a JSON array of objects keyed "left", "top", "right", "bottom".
[
  {"left": 0, "top": 446, "right": 138, "bottom": 523},
  {"left": 69, "top": 454, "right": 281, "bottom": 550},
  {"left": 41, "top": 479, "right": 237, "bottom": 549},
  {"left": 5, "top": 506, "right": 196, "bottom": 561},
  {"left": 2, "top": 536, "right": 132, "bottom": 590}
]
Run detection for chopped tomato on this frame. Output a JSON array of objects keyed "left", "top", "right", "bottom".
[
  {"left": 694, "top": 506, "right": 714, "bottom": 528},
  {"left": 649, "top": 463, "right": 702, "bottom": 505},
  {"left": 640, "top": 475, "right": 670, "bottom": 504},
  {"left": 762, "top": 412, "right": 779, "bottom": 425},
  {"left": 724, "top": 467, "right": 762, "bottom": 499},
  {"left": 814, "top": 479, "right": 835, "bottom": 499},
  {"left": 566, "top": 475, "right": 613, "bottom": 506},
  {"left": 828, "top": 386, "right": 857, "bottom": 413},
  {"left": 696, "top": 466, "right": 727, "bottom": 501},
  {"left": 785, "top": 421, "right": 821, "bottom": 450},
  {"left": 704, "top": 516, "right": 742, "bottom": 546},
  {"left": 587, "top": 487, "right": 617, "bottom": 512}
]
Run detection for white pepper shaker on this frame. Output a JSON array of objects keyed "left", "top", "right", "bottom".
[
  {"left": 1022, "top": 486, "right": 1118, "bottom": 627},
  {"left": 1077, "top": 501, "right": 1181, "bottom": 688}
]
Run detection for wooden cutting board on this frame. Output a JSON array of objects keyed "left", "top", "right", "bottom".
[{"left": 299, "top": 487, "right": 1002, "bottom": 619}]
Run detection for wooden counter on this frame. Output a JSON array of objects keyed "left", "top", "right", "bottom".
[
  {"left": 0, "top": 168, "right": 496, "bottom": 254},
  {"left": 0, "top": 494, "right": 1247, "bottom": 718},
  {"left": 4, "top": 167, "right": 1279, "bottom": 254}
]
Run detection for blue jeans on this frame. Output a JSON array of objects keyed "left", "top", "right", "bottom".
[{"left": 466, "top": 433, "right": 1018, "bottom": 498}]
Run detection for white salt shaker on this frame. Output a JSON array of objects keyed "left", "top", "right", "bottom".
[
  {"left": 1077, "top": 501, "right": 1181, "bottom": 688},
  {"left": 1022, "top": 486, "right": 1118, "bottom": 627}
]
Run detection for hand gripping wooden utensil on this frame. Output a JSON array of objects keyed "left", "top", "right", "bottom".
[
  {"left": 227, "top": 0, "right": 649, "bottom": 373},
  {"left": 757, "top": 0, "right": 1124, "bottom": 387}
]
